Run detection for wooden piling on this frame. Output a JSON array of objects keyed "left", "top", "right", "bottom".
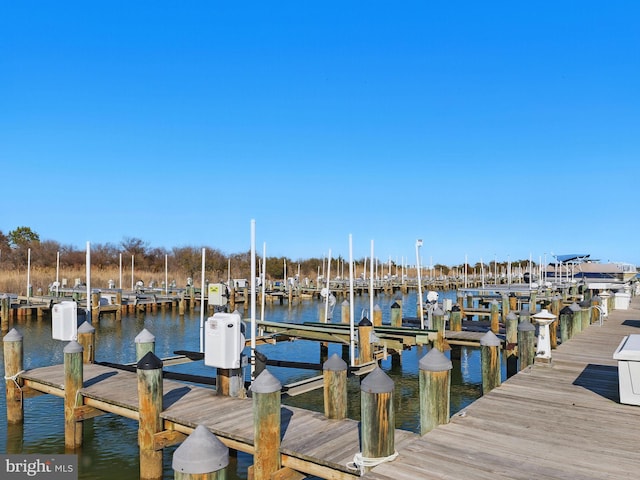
[
  {"left": 3, "top": 328, "right": 24, "bottom": 424},
  {"left": 373, "top": 304, "right": 382, "bottom": 327},
  {"left": 323, "top": 353, "right": 347, "bottom": 420},
  {"left": 91, "top": 289, "right": 101, "bottom": 321},
  {"left": 568, "top": 302, "right": 582, "bottom": 336},
  {"left": 578, "top": 300, "right": 589, "bottom": 331},
  {"left": 590, "top": 296, "right": 601, "bottom": 325},
  {"left": 358, "top": 317, "right": 373, "bottom": 364},
  {"left": 251, "top": 369, "right": 282, "bottom": 480},
  {"left": 64, "top": 341, "right": 84, "bottom": 449},
  {"left": 505, "top": 311, "right": 518, "bottom": 378},
  {"left": 390, "top": 301, "right": 402, "bottom": 328},
  {"left": 1, "top": 294, "right": 11, "bottom": 333},
  {"left": 529, "top": 291, "right": 537, "bottom": 314},
  {"left": 137, "top": 351, "right": 164, "bottom": 480},
  {"left": 559, "top": 306, "right": 572, "bottom": 344},
  {"left": 135, "top": 328, "right": 156, "bottom": 361},
  {"left": 115, "top": 290, "right": 123, "bottom": 321},
  {"left": 490, "top": 300, "right": 500, "bottom": 334},
  {"left": 480, "top": 331, "right": 501, "bottom": 394},
  {"left": 432, "top": 307, "right": 446, "bottom": 352},
  {"left": 418, "top": 348, "right": 452, "bottom": 435},
  {"left": 442, "top": 307, "right": 458, "bottom": 337},
  {"left": 78, "top": 321, "right": 96, "bottom": 364},
  {"left": 517, "top": 320, "right": 536, "bottom": 371},
  {"left": 173, "top": 425, "right": 229, "bottom": 480},
  {"left": 501, "top": 293, "right": 509, "bottom": 323},
  {"left": 341, "top": 300, "right": 350, "bottom": 324},
  {"left": 361, "top": 367, "right": 395, "bottom": 469}
]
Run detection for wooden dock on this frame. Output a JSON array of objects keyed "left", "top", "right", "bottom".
[
  {"left": 8, "top": 292, "right": 640, "bottom": 479},
  {"left": 363, "top": 295, "right": 640, "bottom": 479}
]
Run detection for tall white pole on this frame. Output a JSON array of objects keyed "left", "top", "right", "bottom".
[
  {"left": 261, "top": 242, "right": 266, "bottom": 323},
  {"left": 324, "top": 248, "right": 332, "bottom": 323},
  {"left": 131, "top": 255, "right": 134, "bottom": 290},
  {"left": 199, "top": 247, "right": 206, "bottom": 352},
  {"left": 55, "top": 251, "right": 60, "bottom": 296},
  {"left": 119, "top": 253, "right": 122, "bottom": 289},
  {"left": 464, "top": 254, "right": 468, "bottom": 289},
  {"left": 250, "top": 220, "right": 257, "bottom": 378},
  {"left": 165, "top": 254, "right": 168, "bottom": 295},
  {"left": 416, "top": 239, "right": 424, "bottom": 329},
  {"left": 27, "top": 247, "right": 31, "bottom": 299},
  {"left": 369, "top": 240, "right": 374, "bottom": 321},
  {"left": 348, "top": 235, "right": 355, "bottom": 366},
  {"left": 86, "top": 241, "right": 91, "bottom": 318}
]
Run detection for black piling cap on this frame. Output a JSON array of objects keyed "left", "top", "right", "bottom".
[
  {"left": 359, "top": 317, "right": 372, "bottom": 327},
  {"left": 451, "top": 304, "right": 460, "bottom": 312},
  {"left": 560, "top": 306, "right": 573, "bottom": 315},
  {"left": 137, "top": 351, "right": 163, "bottom": 370},
  {"left": 391, "top": 302, "right": 400, "bottom": 309}
]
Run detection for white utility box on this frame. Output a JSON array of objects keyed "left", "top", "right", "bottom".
[
  {"left": 613, "top": 334, "right": 640, "bottom": 405},
  {"left": 614, "top": 292, "right": 631, "bottom": 310},
  {"left": 52, "top": 301, "right": 79, "bottom": 341},
  {"left": 207, "top": 283, "right": 228, "bottom": 307},
  {"left": 204, "top": 311, "right": 245, "bottom": 369}
]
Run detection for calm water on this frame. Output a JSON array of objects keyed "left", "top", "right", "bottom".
[{"left": 1, "top": 290, "right": 505, "bottom": 479}]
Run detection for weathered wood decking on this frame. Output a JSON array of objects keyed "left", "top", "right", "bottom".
[{"left": 364, "top": 295, "right": 640, "bottom": 480}]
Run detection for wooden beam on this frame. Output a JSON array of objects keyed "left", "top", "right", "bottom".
[
  {"left": 74, "top": 405, "right": 107, "bottom": 421},
  {"left": 153, "top": 430, "right": 188, "bottom": 450}
]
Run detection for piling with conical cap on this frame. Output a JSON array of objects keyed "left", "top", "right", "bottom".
[
  {"left": 419, "top": 348, "right": 452, "bottom": 435},
  {"left": 480, "top": 331, "right": 501, "bottom": 394},
  {"left": 173, "top": 425, "right": 229, "bottom": 480},
  {"left": 137, "top": 351, "right": 163, "bottom": 480},
  {"left": 64, "top": 340, "right": 84, "bottom": 449},
  {"left": 77, "top": 321, "right": 95, "bottom": 364},
  {"left": 360, "top": 367, "right": 395, "bottom": 465},
  {"left": 251, "top": 369, "right": 282, "bottom": 480},
  {"left": 323, "top": 353, "right": 347, "bottom": 419}
]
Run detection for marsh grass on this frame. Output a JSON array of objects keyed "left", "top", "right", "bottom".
[{"left": 0, "top": 267, "right": 191, "bottom": 295}]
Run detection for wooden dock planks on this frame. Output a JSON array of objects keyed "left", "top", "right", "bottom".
[{"left": 365, "top": 296, "right": 640, "bottom": 479}]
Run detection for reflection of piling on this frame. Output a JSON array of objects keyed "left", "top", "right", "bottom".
[
  {"left": 251, "top": 369, "right": 282, "bottom": 480},
  {"left": 137, "top": 352, "right": 163, "bottom": 480},
  {"left": 172, "top": 425, "right": 229, "bottom": 480},
  {"left": 78, "top": 321, "right": 96, "bottom": 364},
  {"left": 64, "top": 341, "right": 83, "bottom": 449},
  {"left": 419, "top": 348, "right": 452, "bottom": 435},
  {"left": 361, "top": 368, "right": 395, "bottom": 471},
  {"left": 3, "top": 328, "right": 23, "bottom": 424},
  {"left": 323, "top": 353, "right": 347, "bottom": 420}
]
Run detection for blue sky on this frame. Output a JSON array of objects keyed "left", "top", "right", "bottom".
[{"left": 1, "top": 2, "right": 638, "bottom": 266}]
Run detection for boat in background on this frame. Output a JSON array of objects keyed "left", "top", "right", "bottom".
[{"left": 545, "top": 254, "right": 638, "bottom": 288}]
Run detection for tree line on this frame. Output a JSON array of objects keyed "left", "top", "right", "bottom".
[{"left": 1, "top": 226, "right": 536, "bottom": 281}]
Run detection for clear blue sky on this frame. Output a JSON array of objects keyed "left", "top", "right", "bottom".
[{"left": 1, "top": 2, "right": 638, "bottom": 266}]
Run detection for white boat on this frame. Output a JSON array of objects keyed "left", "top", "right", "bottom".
[{"left": 546, "top": 254, "right": 637, "bottom": 286}]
